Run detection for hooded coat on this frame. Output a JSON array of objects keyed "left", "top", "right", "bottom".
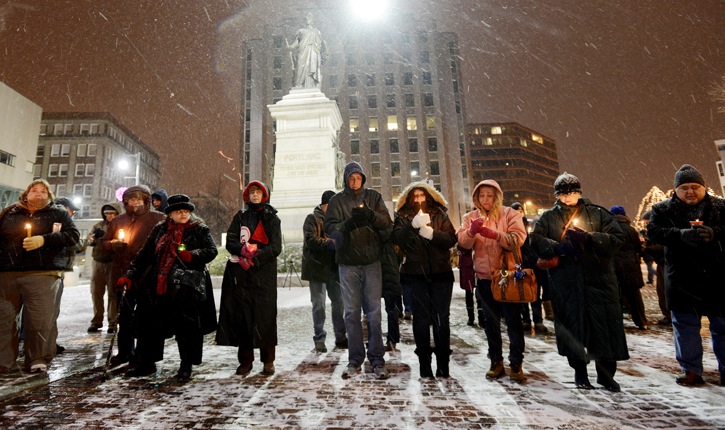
[
  {"left": 391, "top": 181, "right": 457, "bottom": 283},
  {"left": 151, "top": 189, "right": 169, "bottom": 213},
  {"left": 530, "top": 197, "right": 629, "bottom": 361},
  {"left": 216, "top": 181, "right": 282, "bottom": 348},
  {"left": 456, "top": 180, "right": 527, "bottom": 281},
  {"left": 323, "top": 161, "right": 392, "bottom": 266},
  {"left": 301, "top": 204, "right": 335, "bottom": 282},
  {"left": 90, "top": 202, "right": 123, "bottom": 263},
  {"left": 647, "top": 192, "right": 725, "bottom": 316}
]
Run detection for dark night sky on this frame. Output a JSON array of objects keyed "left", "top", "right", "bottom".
[{"left": 2, "top": 0, "right": 724, "bottom": 213}]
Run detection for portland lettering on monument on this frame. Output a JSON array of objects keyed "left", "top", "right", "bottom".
[{"left": 269, "top": 12, "right": 343, "bottom": 243}]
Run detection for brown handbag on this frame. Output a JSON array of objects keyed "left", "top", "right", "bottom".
[
  {"left": 535, "top": 207, "right": 579, "bottom": 270},
  {"left": 491, "top": 234, "right": 537, "bottom": 303}
]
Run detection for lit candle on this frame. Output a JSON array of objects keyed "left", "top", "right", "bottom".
[
  {"left": 25, "top": 223, "right": 31, "bottom": 238},
  {"left": 118, "top": 229, "right": 125, "bottom": 241},
  {"left": 573, "top": 218, "right": 579, "bottom": 226},
  {"left": 690, "top": 219, "right": 703, "bottom": 226},
  {"left": 177, "top": 243, "right": 186, "bottom": 251}
]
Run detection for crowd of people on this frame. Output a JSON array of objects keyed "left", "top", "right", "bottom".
[{"left": 1, "top": 163, "right": 722, "bottom": 390}]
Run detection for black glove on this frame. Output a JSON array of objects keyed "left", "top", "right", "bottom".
[
  {"left": 351, "top": 207, "right": 370, "bottom": 226},
  {"left": 93, "top": 229, "right": 105, "bottom": 239},
  {"left": 326, "top": 238, "right": 336, "bottom": 252},
  {"left": 565, "top": 228, "right": 592, "bottom": 249},
  {"left": 695, "top": 225, "right": 714, "bottom": 243},
  {"left": 553, "top": 241, "right": 577, "bottom": 256},
  {"left": 359, "top": 204, "right": 375, "bottom": 222},
  {"left": 680, "top": 228, "right": 701, "bottom": 246}
]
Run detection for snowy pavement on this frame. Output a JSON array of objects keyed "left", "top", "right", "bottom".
[{"left": 1, "top": 277, "right": 724, "bottom": 429}]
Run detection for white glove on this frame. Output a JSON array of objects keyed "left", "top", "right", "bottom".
[
  {"left": 412, "top": 210, "right": 431, "bottom": 229},
  {"left": 23, "top": 236, "right": 45, "bottom": 251},
  {"left": 419, "top": 225, "right": 434, "bottom": 240}
]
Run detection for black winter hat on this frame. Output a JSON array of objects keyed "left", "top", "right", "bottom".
[
  {"left": 321, "top": 190, "right": 336, "bottom": 205},
  {"left": 554, "top": 172, "right": 582, "bottom": 196},
  {"left": 55, "top": 197, "right": 80, "bottom": 212},
  {"left": 674, "top": 164, "right": 705, "bottom": 188},
  {"left": 165, "top": 194, "right": 195, "bottom": 214}
]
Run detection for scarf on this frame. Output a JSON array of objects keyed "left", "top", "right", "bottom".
[
  {"left": 247, "top": 204, "right": 269, "bottom": 245},
  {"left": 156, "top": 219, "right": 198, "bottom": 295}
]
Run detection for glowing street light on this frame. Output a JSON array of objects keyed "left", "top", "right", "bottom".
[
  {"left": 117, "top": 153, "right": 140, "bottom": 185},
  {"left": 349, "top": 0, "right": 390, "bottom": 22}
]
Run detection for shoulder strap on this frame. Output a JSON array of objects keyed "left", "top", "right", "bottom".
[{"left": 560, "top": 207, "right": 580, "bottom": 240}]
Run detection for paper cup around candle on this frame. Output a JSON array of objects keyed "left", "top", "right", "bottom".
[
  {"left": 25, "top": 223, "right": 31, "bottom": 237},
  {"left": 690, "top": 220, "right": 703, "bottom": 226},
  {"left": 118, "top": 229, "right": 125, "bottom": 241}
]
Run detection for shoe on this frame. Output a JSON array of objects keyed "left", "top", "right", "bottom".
[
  {"left": 675, "top": 371, "right": 705, "bottom": 386},
  {"left": 56, "top": 344, "right": 65, "bottom": 354},
  {"left": 373, "top": 365, "right": 388, "bottom": 380},
  {"left": 175, "top": 363, "right": 192, "bottom": 380},
  {"left": 109, "top": 354, "right": 129, "bottom": 367},
  {"left": 236, "top": 363, "right": 253, "bottom": 377},
  {"left": 335, "top": 339, "right": 348, "bottom": 349},
  {"left": 486, "top": 360, "right": 505, "bottom": 379},
  {"left": 87, "top": 324, "right": 102, "bottom": 333},
  {"left": 314, "top": 342, "right": 327, "bottom": 353},
  {"left": 385, "top": 341, "right": 397, "bottom": 352},
  {"left": 637, "top": 325, "right": 650, "bottom": 331},
  {"left": 509, "top": 363, "right": 526, "bottom": 383},
  {"left": 597, "top": 376, "right": 621, "bottom": 392},
  {"left": 420, "top": 360, "right": 434, "bottom": 379},
  {"left": 534, "top": 323, "right": 549, "bottom": 334},
  {"left": 107, "top": 327, "right": 116, "bottom": 334},
  {"left": 575, "top": 372, "right": 595, "bottom": 389},
  {"left": 403, "top": 311, "right": 412, "bottom": 321},
  {"left": 125, "top": 363, "right": 156, "bottom": 377},
  {"left": 467, "top": 317, "right": 475, "bottom": 326},
  {"left": 30, "top": 363, "right": 47, "bottom": 373},
  {"left": 522, "top": 322, "right": 532, "bottom": 332},
  {"left": 656, "top": 317, "right": 672, "bottom": 325},
  {"left": 341, "top": 365, "right": 360, "bottom": 379},
  {"left": 262, "top": 362, "right": 275, "bottom": 375},
  {"left": 436, "top": 363, "right": 450, "bottom": 378}
]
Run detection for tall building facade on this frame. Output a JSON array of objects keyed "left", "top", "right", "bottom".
[
  {"left": 0, "top": 81, "right": 42, "bottom": 210},
  {"left": 36, "top": 112, "right": 161, "bottom": 219},
  {"left": 467, "top": 122, "right": 559, "bottom": 215},
  {"left": 241, "top": 12, "right": 472, "bottom": 226}
]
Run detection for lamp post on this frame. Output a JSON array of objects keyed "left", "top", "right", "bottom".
[{"left": 117, "top": 153, "right": 141, "bottom": 186}]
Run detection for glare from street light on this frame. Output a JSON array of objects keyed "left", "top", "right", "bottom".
[
  {"left": 118, "top": 159, "right": 130, "bottom": 171},
  {"left": 349, "top": 0, "right": 389, "bottom": 22}
]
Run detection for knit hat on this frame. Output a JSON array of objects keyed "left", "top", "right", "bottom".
[
  {"left": 165, "top": 194, "right": 195, "bottom": 214},
  {"left": 554, "top": 172, "right": 582, "bottom": 196},
  {"left": 55, "top": 197, "right": 80, "bottom": 212},
  {"left": 609, "top": 205, "right": 626, "bottom": 216},
  {"left": 321, "top": 190, "right": 336, "bottom": 205},
  {"left": 674, "top": 164, "right": 705, "bottom": 188}
]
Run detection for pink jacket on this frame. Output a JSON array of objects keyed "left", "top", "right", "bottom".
[{"left": 456, "top": 180, "right": 526, "bottom": 280}]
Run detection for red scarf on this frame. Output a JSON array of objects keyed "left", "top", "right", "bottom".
[{"left": 156, "top": 219, "right": 198, "bottom": 295}]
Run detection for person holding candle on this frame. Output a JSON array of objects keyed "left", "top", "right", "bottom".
[
  {"left": 530, "top": 173, "right": 628, "bottom": 391},
  {"left": 0, "top": 179, "right": 79, "bottom": 374},
  {"left": 87, "top": 203, "right": 122, "bottom": 333},
  {"left": 457, "top": 179, "right": 528, "bottom": 382},
  {"left": 647, "top": 164, "right": 725, "bottom": 387},
  {"left": 102, "top": 185, "right": 166, "bottom": 369},
  {"left": 117, "top": 194, "right": 217, "bottom": 379},
  {"left": 216, "top": 181, "right": 282, "bottom": 377}
]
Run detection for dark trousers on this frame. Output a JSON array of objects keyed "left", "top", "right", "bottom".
[
  {"left": 621, "top": 286, "right": 648, "bottom": 328},
  {"left": 383, "top": 290, "right": 402, "bottom": 344},
  {"left": 465, "top": 289, "right": 484, "bottom": 324},
  {"left": 407, "top": 280, "right": 453, "bottom": 361},
  {"left": 116, "top": 289, "right": 137, "bottom": 358},
  {"left": 477, "top": 279, "right": 525, "bottom": 365},
  {"left": 238, "top": 347, "right": 276, "bottom": 366}
]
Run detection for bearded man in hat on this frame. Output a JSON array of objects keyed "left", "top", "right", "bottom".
[
  {"left": 101, "top": 185, "right": 166, "bottom": 369},
  {"left": 301, "top": 190, "right": 347, "bottom": 354},
  {"left": 647, "top": 164, "right": 725, "bottom": 387}
]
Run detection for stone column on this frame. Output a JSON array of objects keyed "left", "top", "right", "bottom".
[{"left": 268, "top": 87, "right": 343, "bottom": 243}]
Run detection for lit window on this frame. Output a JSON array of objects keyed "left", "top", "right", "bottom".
[
  {"left": 491, "top": 126, "right": 502, "bottom": 135},
  {"left": 369, "top": 118, "right": 379, "bottom": 132},
  {"left": 520, "top": 138, "right": 528, "bottom": 147},
  {"left": 349, "top": 118, "right": 360, "bottom": 133},
  {"left": 532, "top": 134, "right": 543, "bottom": 144},
  {"left": 406, "top": 117, "right": 417, "bottom": 131},
  {"left": 426, "top": 116, "right": 435, "bottom": 129},
  {"left": 387, "top": 116, "right": 398, "bottom": 131},
  {"left": 485, "top": 138, "right": 493, "bottom": 145}
]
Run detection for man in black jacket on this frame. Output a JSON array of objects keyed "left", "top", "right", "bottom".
[
  {"left": 301, "top": 190, "right": 347, "bottom": 353},
  {"left": 324, "top": 161, "right": 392, "bottom": 379},
  {"left": 648, "top": 164, "right": 725, "bottom": 386}
]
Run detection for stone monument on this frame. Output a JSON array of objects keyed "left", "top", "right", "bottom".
[{"left": 269, "top": 13, "right": 343, "bottom": 243}]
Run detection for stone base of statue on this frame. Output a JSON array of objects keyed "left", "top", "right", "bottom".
[{"left": 268, "top": 87, "right": 343, "bottom": 244}]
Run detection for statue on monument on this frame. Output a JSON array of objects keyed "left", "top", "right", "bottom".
[{"left": 286, "top": 12, "right": 326, "bottom": 88}]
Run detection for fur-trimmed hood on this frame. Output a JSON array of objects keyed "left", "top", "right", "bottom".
[{"left": 396, "top": 181, "right": 448, "bottom": 212}]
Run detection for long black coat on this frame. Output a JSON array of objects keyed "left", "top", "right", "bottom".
[
  {"left": 301, "top": 205, "right": 335, "bottom": 283},
  {"left": 530, "top": 198, "right": 629, "bottom": 362},
  {"left": 216, "top": 203, "right": 282, "bottom": 348},
  {"left": 126, "top": 218, "right": 219, "bottom": 341},
  {"left": 612, "top": 214, "right": 645, "bottom": 293},
  {"left": 646, "top": 193, "right": 725, "bottom": 316}
]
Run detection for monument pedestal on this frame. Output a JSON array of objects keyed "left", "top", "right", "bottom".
[{"left": 268, "top": 87, "right": 343, "bottom": 244}]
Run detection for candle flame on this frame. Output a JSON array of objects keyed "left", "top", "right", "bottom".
[
  {"left": 118, "top": 229, "right": 125, "bottom": 241},
  {"left": 25, "top": 223, "right": 31, "bottom": 237}
]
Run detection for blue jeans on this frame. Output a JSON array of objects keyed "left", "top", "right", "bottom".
[
  {"left": 309, "top": 277, "right": 346, "bottom": 344},
  {"left": 476, "top": 279, "right": 525, "bottom": 365},
  {"left": 402, "top": 284, "right": 413, "bottom": 313},
  {"left": 339, "top": 262, "right": 384, "bottom": 368},
  {"left": 407, "top": 280, "right": 453, "bottom": 360},
  {"left": 671, "top": 310, "right": 725, "bottom": 376}
]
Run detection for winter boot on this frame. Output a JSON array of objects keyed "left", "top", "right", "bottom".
[
  {"left": 534, "top": 322, "right": 549, "bottom": 334},
  {"left": 486, "top": 360, "right": 505, "bottom": 379},
  {"left": 569, "top": 358, "right": 593, "bottom": 389},
  {"left": 467, "top": 307, "right": 475, "bottom": 326},
  {"left": 595, "top": 360, "right": 620, "bottom": 392},
  {"left": 509, "top": 363, "right": 526, "bottom": 383},
  {"left": 543, "top": 300, "right": 555, "bottom": 321}
]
